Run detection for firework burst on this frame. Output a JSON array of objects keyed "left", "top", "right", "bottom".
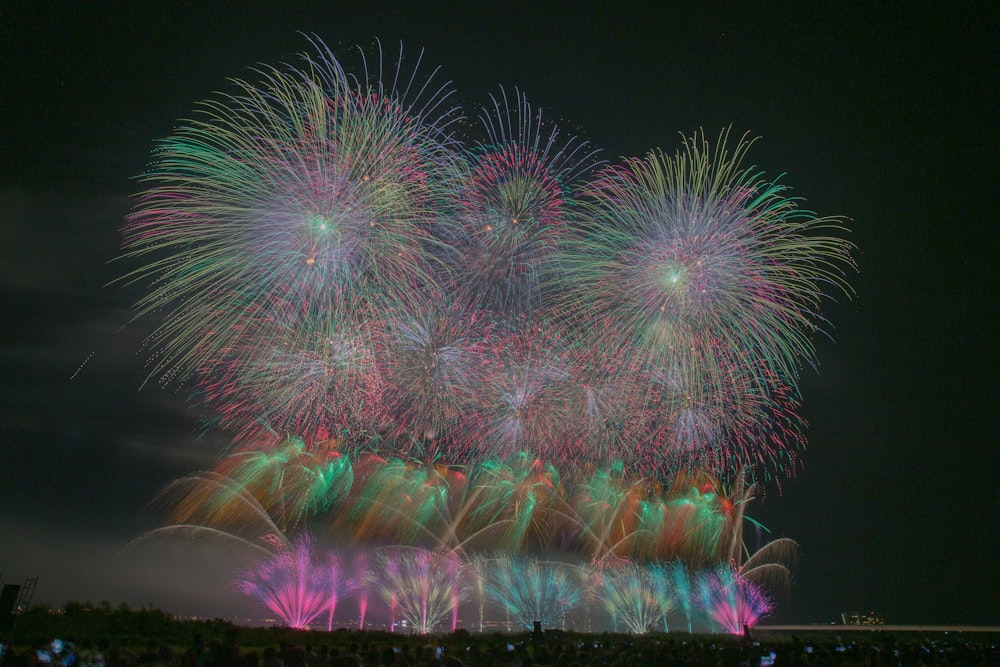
[
  {"left": 468, "top": 325, "right": 581, "bottom": 462},
  {"left": 595, "top": 560, "right": 667, "bottom": 634},
  {"left": 626, "top": 348, "right": 806, "bottom": 481},
  {"left": 119, "top": 39, "right": 461, "bottom": 391},
  {"left": 123, "top": 42, "right": 856, "bottom": 624},
  {"left": 561, "top": 128, "right": 855, "bottom": 385},
  {"left": 198, "top": 304, "right": 389, "bottom": 447},
  {"left": 448, "top": 88, "right": 599, "bottom": 317},
  {"left": 375, "top": 289, "right": 492, "bottom": 449}
]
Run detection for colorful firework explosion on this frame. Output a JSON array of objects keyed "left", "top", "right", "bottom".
[
  {"left": 120, "top": 39, "right": 460, "bottom": 395},
  {"left": 121, "top": 38, "right": 853, "bottom": 482},
  {"left": 122, "top": 37, "right": 856, "bottom": 625},
  {"left": 160, "top": 446, "right": 747, "bottom": 564},
  {"left": 448, "top": 87, "right": 598, "bottom": 317}
]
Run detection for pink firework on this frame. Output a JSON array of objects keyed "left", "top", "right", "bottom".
[
  {"left": 626, "top": 347, "right": 805, "bottom": 482},
  {"left": 233, "top": 533, "right": 356, "bottom": 629},
  {"left": 697, "top": 565, "right": 773, "bottom": 634}
]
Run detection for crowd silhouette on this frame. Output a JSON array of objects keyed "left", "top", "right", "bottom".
[{"left": 1, "top": 604, "right": 996, "bottom": 666}]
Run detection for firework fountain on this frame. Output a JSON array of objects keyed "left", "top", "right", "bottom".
[
  {"left": 476, "top": 553, "right": 588, "bottom": 631},
  {"left": 696, "top": 565, "right": 774, "bottom": 635},
  {"left": 375, "top": 547, "right": 469, "bottom": 634},
  {"left": 233, "top": 534, "right": 355, "bottom": 630}
]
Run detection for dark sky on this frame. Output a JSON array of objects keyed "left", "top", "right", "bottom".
[{"left": 1, "top": 2, "right": 996, "bottom": 626}]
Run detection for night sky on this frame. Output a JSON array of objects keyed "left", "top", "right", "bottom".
[{"left": 1, "top": 3, "right": 996, "bottom": 626}]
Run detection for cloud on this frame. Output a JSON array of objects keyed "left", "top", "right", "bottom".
[
  {"left": 0, "top": 188, "right": 232, "bottom": 610},
  {"left": 0, "top": 519, "right": 258, "bottom": 618}
]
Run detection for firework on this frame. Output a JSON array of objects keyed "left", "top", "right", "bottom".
[
  {"left": 556, "top": 340, "right": 636, "bottom": 465},
  {"left": 453, "top": 453, "right": 561, "bottom": 552},
  {"left": 696, "top": 565, "right": 773, "bottom": 634},
  {"left": 122, "top": 37, "right": 854, "bottom": 486},
  {"left": 197, "top": 301, "right": 390, "bottom": 448},
  {"left": 333, "top": 453, "right": 559, "bottom": 554},
  {"left": 157, "top": 442, "right": 762, "bottom": 566},
  {"left": 446, "top": 88, "right": 598, "bottom": 317},
  {"left": 119, "top": 39, "right": 461, "bottom": 395},
  {"left": 233, "top": 533, "right": 356, "bottom": 630},
  {"left": 157, "top": 436, "right": 351, "bottom": 536},
  {"left": 623, "top": 350, "right": 806, "bottom": 483},
  {"left": 476, "top": 553, "right": 588, "bottom": 631},
  {"left": 562, "top": 128, "right": 854, "bottom": 383},
  {"left": 214, "top": 436, "right": 353, "bottom": 526},
  {"left": 375, "top": 547, "right": 470, "bottom": 633},
  {"left": 121, "top": 39, "right": 857, "bottom": 626},
  {"left": 374, "top": 289, "right": 491, "bottom": 449},
  {"left": 467, "top": 326, "right": 581, "bottom": 462},
  {"left": 124, "top": 32, "right": 852, "bottom": 486},
  {"left": 595, "top": 561, "right": 667, "bottom": 634},
  {"left": 548, "top": 129, "right": 853, "bottom": 478},
  {"left": 737, "top": 536, "right": 800, "bottom": 595},
  {"left": 659, "top": 560, "right": 693, "bottom": 632},
  {"left": 340, "top": 458, "right": 458, "bottom": 547},
  {"left": 353, "top": 551, "right": 372, "bottom": 630},
  {"left": 565, "top": 469, "right": 740, "bottom": 567}
]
